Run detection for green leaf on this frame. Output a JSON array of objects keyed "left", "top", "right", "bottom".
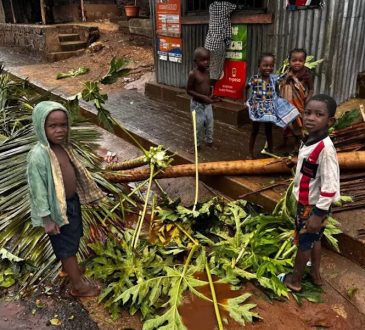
[
  {"left": 100, "top": 57, "right": 130, "bottom": 85},
  {"left": 56, "top": 67, "right": 89, "bottom": 80},
  {"left": 222, "top": 293, "right": 260, "bottom": 325}
]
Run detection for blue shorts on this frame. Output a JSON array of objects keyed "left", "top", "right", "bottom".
[
  {"left": 49, "top": 194, "right": 83, "bottom": 260},
  {"left": 295, "top": 204, "right": 325, "bottom": 252}
]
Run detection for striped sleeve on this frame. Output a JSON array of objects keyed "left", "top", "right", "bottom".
[{"left": 314, "top": 146, "right": 340, "bottom": 213}]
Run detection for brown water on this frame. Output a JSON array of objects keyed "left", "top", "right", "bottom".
[{"left": 179, "top": 273, "right": 243, "bottom": 330}]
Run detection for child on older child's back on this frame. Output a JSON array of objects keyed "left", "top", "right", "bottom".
[
  {"left": 285, "top": 94, "right": 340, "bottom": 292},
  {"left": 27, "top": 101, "right": 104, "bottom": 297},
  {"left": 280, "top": 48, "right": 314, "bottom": 139},
  {"left": 244, "top": 53, "right": 298, "bottom": 159},
  {"left": 187, "top": 47, "right": 220, "bottom": 151}
]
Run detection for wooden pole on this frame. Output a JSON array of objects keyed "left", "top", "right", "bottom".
[
  {"left": 40, "top": 0, "right": 46, "bottom": 24},
  {"left": 80, "top": 0, "right": 86, "bottom": 21},
  {"left": 103, "top": 151, "right": 365, "bottom": 183},
  {"left": 9, "top": 0, "right": 16, "bottom": 23}
]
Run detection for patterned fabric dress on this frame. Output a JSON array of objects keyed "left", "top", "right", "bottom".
[
  {"left": 247, "top": 74, "right": 299, "bottom": 128},
  {"left": 204, "top": 1, "right": 236, "bottom": 80}
]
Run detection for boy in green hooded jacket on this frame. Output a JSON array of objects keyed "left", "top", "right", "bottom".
[{"left": 27, "top": 101, "right": 103, "bottom": 296}]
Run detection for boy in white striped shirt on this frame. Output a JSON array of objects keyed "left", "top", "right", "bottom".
[{"left": 285, "top": 94, "right": 340, "bottom": 292}]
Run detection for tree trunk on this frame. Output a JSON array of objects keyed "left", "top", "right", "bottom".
[
  {"left": 40, "top": 0, "right": 46, "bottom": 24},
  {"left": 106, "top": 155, "right": 146, "bottom": 171},
  {"left": 103, "top": 151, "right": 365, "bottom": 183}
]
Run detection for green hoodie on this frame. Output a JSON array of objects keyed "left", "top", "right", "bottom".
[{"left": 27, "top": 101, "right": 103, "bottom": 227}]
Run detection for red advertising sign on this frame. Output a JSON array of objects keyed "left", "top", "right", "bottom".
[
  {"left": 214, "top": 61, "right": 247, "bottom": 99},
  {"left": 156, "top": 0, "right": 181, "bottom": 36}
]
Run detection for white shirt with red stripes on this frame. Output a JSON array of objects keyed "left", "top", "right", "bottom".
[{"left": 293, "top": 135, "right": 340, "bottom": 214}]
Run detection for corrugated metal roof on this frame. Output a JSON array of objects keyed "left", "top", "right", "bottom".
[{"left": 151, "top": 0, "right": 365, "bottom": 103}]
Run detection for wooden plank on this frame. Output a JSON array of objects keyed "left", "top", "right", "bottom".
[{"left": 181, "top": 13, "right": 273, "bottom": 25}]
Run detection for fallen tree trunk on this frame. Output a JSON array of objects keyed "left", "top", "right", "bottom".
[{"left": 103, "top": 151, "right": 365, "bottom": 183}]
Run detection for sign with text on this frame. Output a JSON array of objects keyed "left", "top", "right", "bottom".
[
  {"left": 157, "top": 36, "right": 182, "bottom": 63},
  {"left": 214, "top": 24, "right": 247, "bottom": 99},
  {"left": 286, "top": 0, "right": 323, "bottom": 10},
  {"left": 214, "top": 61, "right": 247, "bottom": 99},
  {"left": 156, "top": 0, "right": 181, "bottom": 36},
  {"left": 226, "top": 24, "right": 247, "bottom": 61}
]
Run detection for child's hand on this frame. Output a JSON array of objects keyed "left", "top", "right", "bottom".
[
  {"left": 301, "top": 214, "right": 323, "bottom": 234},
  {"left": 44, "top": 218, "right": 60, "bottom": 235},
  {"left": 211, "top": 96, "right": 221, "bottom": 103}
]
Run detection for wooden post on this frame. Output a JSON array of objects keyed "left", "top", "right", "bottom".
[
  {"left": 9, "top": 0, "right": 16, "bottom": 23},
  {"left": 80, "top": 0, "right": 86, "bottom": 21},
  {"left": 40, "top": 0, "right": 46, "bottom": 24}
]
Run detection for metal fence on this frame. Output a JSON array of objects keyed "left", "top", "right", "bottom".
[{"left": 151, "top": 0, "right": 365, "bottom": 103}]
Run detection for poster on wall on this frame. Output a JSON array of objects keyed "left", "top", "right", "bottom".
[
  {"left": 225, "top": 24, "right": 247, "bottom": 61},
  {"left": 156, "top": 0, "right": 181, "bottom": 36},
  {"left": 214, "top": 61, "right": 247, "bottom": 99},
  {"left": 157, "top": 36, "right": 182, "bottom": 63},
  {"left": 286, "top": 0, "right": 323, "bottom": 10},
  {"left": 214, "top": 24, "right": 247, "bottom": 99}
]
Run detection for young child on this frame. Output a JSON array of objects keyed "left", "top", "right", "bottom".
[
  {"left": 280, "top": 48, "right": 314, "bottom": 138},
  {"left": 285, "top": 94, "right": 340, "bottom": 292},
  {"left": 187, "top": 47, "right": 220, "bottom": 150},
  {"left": 27, "top": 101, "right": 104, "bottom": 297},
  {"left": 244, "top": 53, "right": 298, "bottom": 159}
]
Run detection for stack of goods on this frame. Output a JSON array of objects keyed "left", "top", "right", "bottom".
[
  {"left": 331, "top": 106, "right": 365, "bottom": 212},
  {"left": 331, "top": 107, "right": 365, "bottom": 152}
]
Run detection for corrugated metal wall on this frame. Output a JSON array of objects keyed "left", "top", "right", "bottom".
[{"left": 151, "top": 0, "right": 365, "bottom": 103}]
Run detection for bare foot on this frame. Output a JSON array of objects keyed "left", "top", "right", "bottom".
[
  {"left": 70, "top": 280, "right": 101, "bottom": 297},
  {"left": 284, "top": 274, "right": 302, "bottom": 292},
  {"left": 309, "top": 272, "right": 324, "bottom": 286}
]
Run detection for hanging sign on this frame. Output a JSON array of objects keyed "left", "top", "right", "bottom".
[
  {"left": 214, "top": 25, "right": 247, "bottom": 99},
  {"left": 156, "top": 0, "right": 181, "bottom": 36},
  {"left": 286, "top": 0, "right": 323, "bottom": 10},
  {"left": 157, "top": 36, "right": 182, "bottom": 63},
  {"left": 214, "top": 61, "right": 247, "bottom": 99}
]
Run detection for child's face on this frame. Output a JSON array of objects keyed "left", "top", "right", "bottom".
[
  {"left": 195, "top": 53, "right": 210, "bottom": 71},
  {"left": 259, "top": 56, "right": 274, "bottom": 77},
  {"left": 289, "top": 52, "right": 306, "bottom": 72},
  {"left": 45, "top": 110, "right": 68, "bottom": 145},
  {"left": 303, "top": 100, "right": 334, "bottom": 135}
]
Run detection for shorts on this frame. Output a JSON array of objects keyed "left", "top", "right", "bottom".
[
  {"left": 49, "top": 194, "right": 83, "bottom": 260},
  {"left": 295, "top": 204, "right": 325, "bottom": 251}
]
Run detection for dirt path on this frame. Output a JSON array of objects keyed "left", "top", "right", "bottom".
[{"left": 1, "top": 21, "right": 154, "bottom": 96}]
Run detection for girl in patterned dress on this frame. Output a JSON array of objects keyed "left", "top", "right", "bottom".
[{"left": 244, "top": 53, "right": 299, "bottom": 159}]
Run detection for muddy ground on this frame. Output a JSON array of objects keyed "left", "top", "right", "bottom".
[
  {"left": 1, "top": 21, "right": 154, "bottom": 96},
  {"left": 1, "top": 20, "right": 365, "bottom": 330},
  {"left": 0, "top": 127, "right": 365, "bottom": 330}
]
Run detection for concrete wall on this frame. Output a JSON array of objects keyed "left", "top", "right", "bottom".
[
  {"left": 0, "top": 24, "right": 46, "bottom": 53},
  {"left": 53, "top": 4, "right": 121, "bottom": 23},
  {"left": 0, "top": 23, "right": 99, "bottom": 56}
]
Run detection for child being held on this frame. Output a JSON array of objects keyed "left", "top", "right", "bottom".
[
  {"left": 285, "top": 94, "right": 340, "bottom": 292},
  {"left": 27, "top": 101, "right": 104, "bottom": 297},
  {"left": 280, "top": 48, "right": 314, "bottom": 138},
  {"left": 187, "top": 47, "right": 220, "bottom": 150},
  {"left": 244, "top": 53, "right": 299, "bottom": 159}
]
